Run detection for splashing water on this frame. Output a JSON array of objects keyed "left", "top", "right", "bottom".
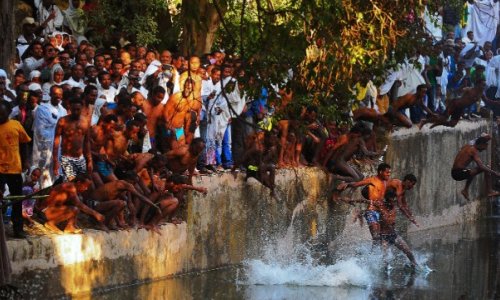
[
  {"left": 243, "top": 257, "right": 371, "bottom": 287},
  {"left": 239, "top": 199, "right": 434, "bottom": 292}
]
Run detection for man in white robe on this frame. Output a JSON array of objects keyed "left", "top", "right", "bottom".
[{"left": 32, "top": 86, "right": 67, "bottom": 188}]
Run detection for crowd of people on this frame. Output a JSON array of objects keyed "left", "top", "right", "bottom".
[{"left": 0, "top": 1, "right": 498, "bottom": 272}]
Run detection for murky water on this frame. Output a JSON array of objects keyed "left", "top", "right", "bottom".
[{"left": 91, "top": 219, "right": 500, "bottom": 300}]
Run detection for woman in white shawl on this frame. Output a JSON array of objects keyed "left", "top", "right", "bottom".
[
  {"left": 42, "top": 64, "right": 64, "bottom": 97},
  {"left": 62, "top": 0, "right": 88, "bottom": 42}
]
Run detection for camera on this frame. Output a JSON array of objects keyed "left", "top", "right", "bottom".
[{"left": 162, "top": 64, "right": 173, "bottom": 71}]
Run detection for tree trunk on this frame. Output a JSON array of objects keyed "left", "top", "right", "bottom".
[
  {"left": 179, "top": 0, "right": 226, "bottom": 56},
  {"left": 0, "top": 0, "right": 16, "bottom": 72}
]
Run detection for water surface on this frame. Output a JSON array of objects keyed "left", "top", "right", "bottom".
[{"left": 92, "top": 219, "right": 500, "bottom": 300}]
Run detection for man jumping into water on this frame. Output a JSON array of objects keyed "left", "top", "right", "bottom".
[
  {"left": 451, "top": 134, "right": 500, "bottom": 200},
  {"left": 378, "top": 188, "right": 418, "bottom": 268},
  {"left": 388, "top": 174, "right": 420, "bottom": 227},
  {"left": 340, "top": 188, "right": 419, "bottom": 268},
  {"left": 338, "top": 163, "right": 391, "bottom": 245}
]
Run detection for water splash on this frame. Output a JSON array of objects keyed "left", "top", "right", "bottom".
[
  {"left": 243, "top": 257, "right": 372, "bottom": 287},
  {"left": 239, "top": 199, "right": 434, "bottom": 293}
]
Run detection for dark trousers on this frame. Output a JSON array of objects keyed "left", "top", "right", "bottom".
[
  {"left": 197, "top": 118, "right": 208, "bottom": 169},
  {"left": 231, "top": 117, "right": 246, "bottom": 163},
  {"left": 0, "top": 174, "right": 23, "bottom": 233}
]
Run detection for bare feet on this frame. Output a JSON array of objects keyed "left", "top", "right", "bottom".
[
  {"left": 117, "top": 222, "right": 130, "bottom": 230},
  {"left": 144, "top": 224, "right": 162, "bottom": 235},
  {"left": 44, "top": 222, "right": 63, "bottom": 234},
  {"left": 64, "top": 225, "right": 83, "bottom": 234},
  {"left": 417, "top": 121, "right": 424, "bottom": 130},
  {"left": 461, "top": 189, "right": 470, "bottom": 201},
  {"left": 107, "top": 223, "right": 120, "bottom": 231},
  {"left": 171, "top": 217, "right": 183, "bottom": 225},
  {"left": 96, "top": 223, "right": 110, "bottom": 232}
]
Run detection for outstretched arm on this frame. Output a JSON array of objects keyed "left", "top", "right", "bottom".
[
  {"left": 69, "top": 189, "right": 104, "bottom": 222},
  {"left": 338, "top": 177, "right": 374, "bottom": 190},
  {"left": 397, "top": 193, "right": 419, "bottom": 226},
  {"left": 180, "top": 184, "right": 208, "bottom": 194},
  {"left": 123, "top": 182, "right": 162, "bottom": 213},
  {"left": 472, "top": 151, "right": 500, "bottom": 177}
]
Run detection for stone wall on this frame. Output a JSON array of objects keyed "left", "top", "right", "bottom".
[
  {"left": 7, "top": 120, "right": 493, "bottom": 297},
  {"left": 386, "top": 119, "right": 491, "bottom": 232},
  {"left": 8, "top": 168, "right": 343, "bottom": 298}
]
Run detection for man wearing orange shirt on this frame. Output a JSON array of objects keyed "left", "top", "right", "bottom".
[{"left": 0, "top": 101, "right": 32, "bottom": 238}]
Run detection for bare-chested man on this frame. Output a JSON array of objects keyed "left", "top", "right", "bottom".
[
  {"left": 166, "top": 137, "right": 205, "bottom": 183},
  {"left": 40, "top": 174, "right": 105, "bottom": 234},
  {"left": 232, "top": 131, "right": 278, "bottom": 196},
  {"left": 145, "top": 174, "right": 207, "bottom": 232},
  {"left": 384, "top": 84, "right": 434, "bottom": 128},
  {"left": 377, "top": 188, "right": 418, "bottom": 268},
  {"left": 53, "top": 98, "right": 92, "bottom": 181},
  {"left": 102, "top": 122, "right": 140, "bottom": 174},
  {"left": 419, "top": 79, "right": 490, "bottom": 129},
  {"left": 86, "top": 174, "right": 161, "bottom": 229},
  {"left": 163, "top": 79, "right": 202, "bottom": 148},
  {"left": 338, "top": 163, "right": 392, "bottom": 244},
  {"left": 82, "top": 85, "right": 98, "bottom": 124},
  {"left": 387, "top": 174, "right": 419, "bottom": 227},
  {"left": 452, "top": 134, "right": 500, "bottom": 200},
  {"left": 322, "top": 123, "right": 380, "bottom": 182},
  {"left": 142, "top": 86, "right": 165, "bottom": 150},
  {"left": 340, "top": 188, "right": 418, "bottom": 268},
  {"left": 352, "top": 107, "right": 392, "bottom": 130},
  {"left": 90, "top": 114, "right": 118, "bottom": 183},
  {"left": 179, "top": 56, "right": 202, "bottom": 98}
]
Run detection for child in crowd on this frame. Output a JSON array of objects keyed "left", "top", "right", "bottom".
[{"left": 22, "top": 168, "right": 42, "bottom": 226}]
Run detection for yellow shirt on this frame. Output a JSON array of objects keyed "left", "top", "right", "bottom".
[{"left": 0, "top": 120, "right": 31, "bottom": 174}]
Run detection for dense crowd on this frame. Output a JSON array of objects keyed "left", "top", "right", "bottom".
[{"left": 0, "top": 0, "right": 498, "bottom": 260}]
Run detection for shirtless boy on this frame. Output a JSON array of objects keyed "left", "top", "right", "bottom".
[
  {"left": 323, "top": 123, "right": 380, "bottom": 182},
  {"left": 338, "top": 163, "right": 392, "bottom": 244},
  {"left": 377, "top": 188, "right": 419, "bottom": 268},
  {"left": 86, "top": 176, "right": 161, "bottom": 229},
  {"left": 142, "top": 86, "right": 165, "bottom": 150},
  {"left": 165, "top": 138, "right": 205, "bottom": 183},
  {"left": 90, "top": 114, "right": 118, "bottom": 183},
  {"left": 340, "top": 188, "right": 418, "bottom": 268},
  {"left": 53, "top": 98, "right": 92, "bottom": 181},
  {"left": 451, "top": 134, "right": 500, "bottom": 200},
  {"left": 145, "top": 174, "right": 207, "bottom": 231},
  {"left": 384, "top": 84, "right": 434, "bottom": 128},
  {"left": 163, "top": 79, "right": 201, "bottom": 148},
  {"left": 419, "top": 79, "right": 489, "bottom": 129},
  {"left": 387, "top": 174, "right": 419, "bottom": 227},
  {"left": 40, "top": 174, "right": 105, "bottom": 234}
]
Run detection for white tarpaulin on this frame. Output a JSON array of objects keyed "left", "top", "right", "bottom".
[
  {"left": 379, "top": 60, "right": 426, "bottom": 97},
  {"left": 464, "top": 0, "right": 499, "bottom": 47}
]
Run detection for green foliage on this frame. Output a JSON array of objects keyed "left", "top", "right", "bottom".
[
  {"left": 213, "top": 0, "right": 435, "bottom": 122},
  {"left": 87, "top": 0, "right": 167, "bottom": 46}
]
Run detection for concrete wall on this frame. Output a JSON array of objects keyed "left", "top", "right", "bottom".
[
  {"left": 7, "top": 120, "right": 492, "bottom": 297},
  {"left": 8, "top": 168, "right": 346, "bottom": 298},
  {"left": 386, "top": 119, "right": 491, "bottom": 232}
]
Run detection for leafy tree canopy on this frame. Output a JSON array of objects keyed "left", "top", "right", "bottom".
[{"left": 88, "top": 0, "right": 462, "bottom": 122}]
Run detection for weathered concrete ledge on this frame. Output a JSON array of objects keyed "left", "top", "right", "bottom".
[
  {"left": 387, "top": 119, "right": 491, "bottom": 232},
  {"left": 8, "top": 119, "right": 492, "bottom": 298},
  {"left": 9, "top": 168, "right": 336, "bottom": 298}
]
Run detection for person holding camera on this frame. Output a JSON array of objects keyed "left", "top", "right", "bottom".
[{"left": 144, "top": 50, "right": 180, "bottom": 103}]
